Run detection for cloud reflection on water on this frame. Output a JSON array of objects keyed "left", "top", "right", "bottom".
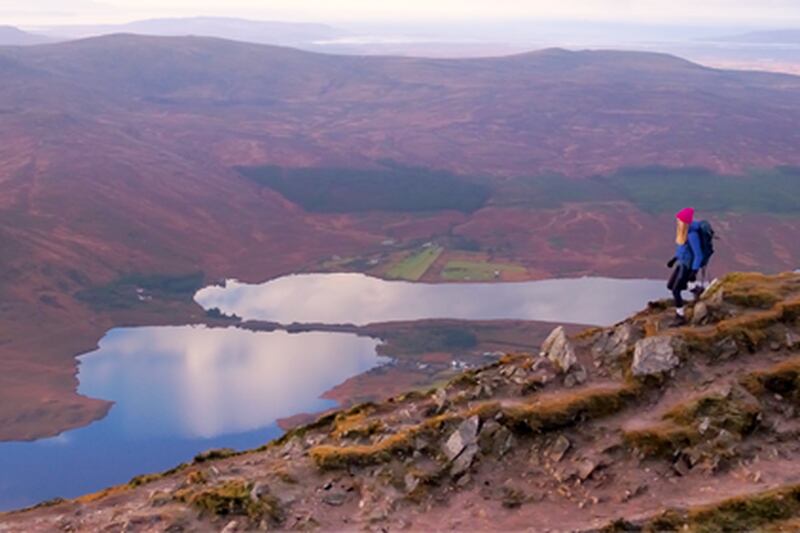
[
  {"left": 196, "top": 273, "right": 667, "bottom": 327},
  {"left": 77, "top": 326, "right": 385, "bottom": 439}
]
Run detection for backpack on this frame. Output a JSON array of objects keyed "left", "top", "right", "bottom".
[{"left": 696, "top": 220, "right": 715, "bottom": 268}]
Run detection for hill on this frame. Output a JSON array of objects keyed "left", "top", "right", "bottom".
[
  {"left": 710, "top": 29, "right": 800, "bottom": 44},
  {"left": 4, "top": 272, "right": 800, "bottom": 530},
  {"left": 2, "top": 34, "right": 800, "bottom": 444},
  {"left": 2, "top": 35, "right": 800, "bottom": 176},
  {"left": 0, "top": 26, "right": 51, "bottom": 46},
  {"left": 41, "top": 17, "right": 346, "bottom": 46}
]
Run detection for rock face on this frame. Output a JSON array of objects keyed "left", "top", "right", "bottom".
[
  {"left": 541, "top": 326, "right": 577, "bottom": 373},
  {"left": 632, "top": 336, "right": 681, "bottom": 377},
  {"left": 592, "top": 322, "right": 640, "bottom": 366},
  {"left": 443, "top": 415, "right": 480, "bottom": 462}
]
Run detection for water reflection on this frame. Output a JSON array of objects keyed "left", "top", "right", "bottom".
[
  {"left": 196, "top": 273, "right": 668, "bottom": 327},
  {"left": 0, "top": 327, "right": 386, "bottom": 511},
  {"left": 79, "top": 326, "right": 384, "bottom": 439}
]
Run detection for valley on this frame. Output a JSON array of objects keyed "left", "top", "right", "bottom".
[{"left": 1, "top": 34, "right": 800, "bottom": 517}]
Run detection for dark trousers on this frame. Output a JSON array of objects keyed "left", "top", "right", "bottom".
[{"left": 667, "top": 264, "right": 692, "bottom": 308}]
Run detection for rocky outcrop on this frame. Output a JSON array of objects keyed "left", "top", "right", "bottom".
[
  {"left": 592, "top": 322, "right": 641, "bottom": 367},
  {"left": 541, "top": 326, "right": 577, "bottom": 373},
  {"left": 6, "top": 272, "right": 800, "bottom": 532},
  {"left": 442, "top": 415, "right": 480, "bottom": 462},
  {"left": 631, "top": 336, "right": 682, "bottom": 377}
]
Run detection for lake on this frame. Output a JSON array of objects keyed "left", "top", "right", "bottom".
[
  {"left": 196, "top": 273, "right": 667, "bottom": 327},
  {"left": 0, "top": 274, "right": 667, "bottom": 511},
  {"left": 0, "top": 327, "right": 385, "bottom": 512}
]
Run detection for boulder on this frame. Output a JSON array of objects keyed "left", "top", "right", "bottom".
[
  {"left": 443, "top": 415, "right": 480, "bottom": 461},
  {"left": 691, "top": 302, "right": 709, "bottom": 325},
  {"left": 541, "top": 326, "right": 577, "bottom": 373},
  {"left": 564, "top": 365, "right": 588, "bottom": 388},
  {"left": 451, "top": 444, "right": 479, "bottom": 476},
  {"left": 592, "top": 322, "right": 640, "bottom": 365},
  {"left": 631, "top": 336, "right": 681, "bottom": 377}
]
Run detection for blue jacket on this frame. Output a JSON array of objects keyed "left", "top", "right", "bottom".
[{"left": 676, "top": 222, "right": 703, "bottom": 271}]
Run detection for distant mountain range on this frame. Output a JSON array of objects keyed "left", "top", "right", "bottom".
[
  {"left": 39, "top": 17, "right": 347, "bottom": 46},
  {"left": 0, "top": 26, "right": 51, "bottom": 46},
  {"left": 709, "top": 29, "right": 800, "bottom": 44}
]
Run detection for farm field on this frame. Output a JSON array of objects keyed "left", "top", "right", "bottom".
[{"left": 385, "top": 246, "right": 444, "bottom": 281}]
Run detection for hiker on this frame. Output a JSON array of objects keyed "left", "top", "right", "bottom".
[{"left": 667, "top": 207, "right": 714, "bottom": 326}]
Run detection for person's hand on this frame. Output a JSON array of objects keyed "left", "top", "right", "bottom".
[{"left": 667, "top": 257, "right": 677, "bottom": 268}]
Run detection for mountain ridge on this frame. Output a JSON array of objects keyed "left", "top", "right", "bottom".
[
  {"left": 4, "top": 271, "right": 800, "bottom": 530},
  {"left": 0, "top": 26, "right": 51, "bottom": 46}
]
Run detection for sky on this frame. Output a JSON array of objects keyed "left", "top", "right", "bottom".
[{"left": 2, "top": 0, "right": 800, "bottom": 27}]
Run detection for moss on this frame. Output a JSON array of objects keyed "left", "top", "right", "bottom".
[
  {"left": 309, "top": 413, "right": 456, "bottom": 470},
  {"left": 624, "top": 421, "right": 697, "bottom": 458},
  {"left": 332, "top": 410, "right": 386, "bottom": 440},
  {"left": 186, "top": 470, "right": 208, "bottom": 485},
  {"left": 664, "top": 386, "right": 760, "bottom": 436},
  {"left": 128, "top": 464, "right": 188, "bottom": 488},
  {"left": 194, "top": 448, "right": 238, "bottom": 464},
  {"left": 504, "top": 383, "right": 639, "bottom": 433},
  {"left": 680, "top": 298, "right": 799, "bottom": 358},
  {"left": 447, "top": 370, "right": 480, "bottom": 388},
  {"left": 626, "top": 386, "right": 760, "bottom": 458},
  {"left": 275, "top": 468, "right": 297, "bottom": 484},
  {"left": 649, "top": 484, "right": 800, "bottom": 532},
  {"left": 271, "top": 410, "right": 339, "bottom": 448},
  {"left": 740, "top": 357, "right": 800, "bottom": 399},
  {"left": 178, "top": 480, "right": 284, "bottom": 524}
]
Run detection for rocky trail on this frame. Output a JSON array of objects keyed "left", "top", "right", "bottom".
[{"left": 3, "top": 272, "right": 800, "bottom": 532}]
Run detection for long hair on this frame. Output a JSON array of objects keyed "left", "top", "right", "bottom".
[{"left": 675, "top": 219, "right": 689, "bottom": 245}]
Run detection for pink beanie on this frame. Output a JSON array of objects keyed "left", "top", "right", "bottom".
[{"left": 676, "top": 207, "right": 694, "bottom": 224}]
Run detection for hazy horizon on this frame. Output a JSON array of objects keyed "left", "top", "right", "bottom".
[{"left": 3, "top": 0, "right": 800, "bottom": 28}]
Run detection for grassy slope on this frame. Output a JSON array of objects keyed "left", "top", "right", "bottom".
[
  {"left": 385, "top": 247, "right": 443, "bottom": 281},
  {"left": 441, "top": 260, "right": 526, "bottom": 281}
]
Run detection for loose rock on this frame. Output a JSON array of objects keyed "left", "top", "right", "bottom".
[
  {"left": 323, "top": 493, "right": 348, "bottom": 507},
  {"left": 548, "top": 435, "right": 571, "bottom": 463},
  {"left": 714, "top": 337, "right": 739, "bottom": 360},
  {"left": 451, "top": 444, "right": 479, "bottom": 476},
  {"left": 541, "top": 326, "right": 577, "bottom": 373},
  {"left": 592, "top": 323, "right": 640, "bottom": 366},
  {"left": 632, "top": 336, "right": 681, "bottom": 377},
  {"left": 443, "top": 416, "right": 480, "bottom": 461}
]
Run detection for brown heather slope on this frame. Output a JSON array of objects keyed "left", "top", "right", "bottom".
[
  {"left": 4, "top": 272, "right": 800, "bottom": 531},
  {"left": 2, "top": 35, "right": 800, "bottom": 441},
  {"left": 3, "top": 35, "right": 800, "bottom": 176}
]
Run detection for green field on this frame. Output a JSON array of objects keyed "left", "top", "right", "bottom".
[
  {"left": 386, "top": 247, "right": 443, "bottom": 281},
  {"left": 441, "top": 260, "right": 526, "bottom": 281}
]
